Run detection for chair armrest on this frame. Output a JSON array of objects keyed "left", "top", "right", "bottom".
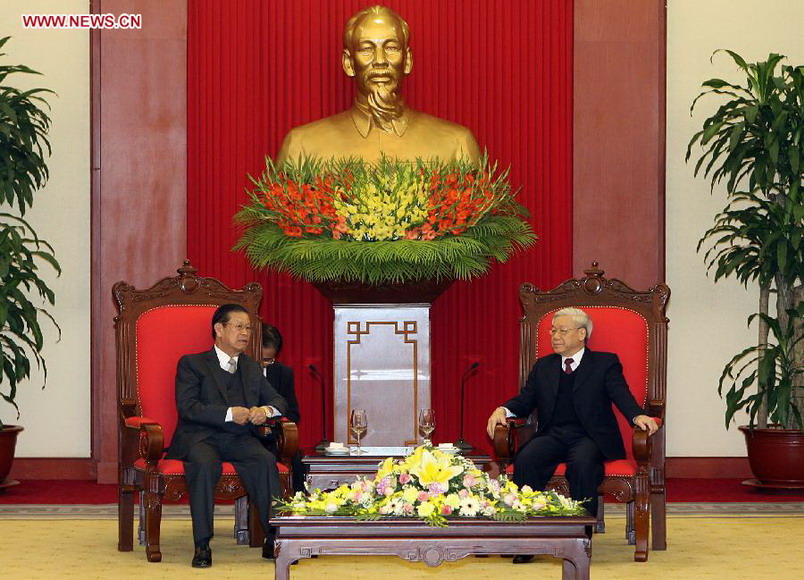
[
  {"left": 492, "top": 418, "right": 528, "bottom": 461},
  {"left": 261, "top": 418, "right": 299, "bottom": 462},
  {"left": 123, "top": 416, "right": 164, "bottom": 463},
  {"left": 631, "top": 417, "right": 662, "bottom": 463}
]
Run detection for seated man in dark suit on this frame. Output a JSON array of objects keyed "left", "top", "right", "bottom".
[
  {"left": 165, "top": 304, "right": 288, "bottom": 568},
  {"left": 260, "top": 324, "right": 307, "bottom": 493},
  {"left": 486, "top": 307, "right": 658, "bottom": 564}
]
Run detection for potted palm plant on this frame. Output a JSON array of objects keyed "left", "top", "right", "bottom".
[
  {"left": 0, "top": 36, "right": 60, "bottom": 487},
  {"left": 687, "top": 51, "right": 803, "bottom": 487}
]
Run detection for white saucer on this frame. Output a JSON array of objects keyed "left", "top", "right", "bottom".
[{"left": 324, "top": 448, "right": 350, "bottom": 455}]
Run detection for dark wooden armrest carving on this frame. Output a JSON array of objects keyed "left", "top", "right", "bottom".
[
  {"left": 492, "top": 423, "right": 512, "bottom": 459},
  {"left": 138, "top": 423, "right": 164, "bottom": 465},
  {"left": 492, "top": 418, "right": 528, "bottom": 460},
  {"left": 631, "top": 427, "right": 653, "bottom": 463},
  {"left": 264, "top": 418, "right": 299, "bottom": 462}
]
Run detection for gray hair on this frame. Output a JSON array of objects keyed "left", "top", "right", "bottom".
[{"left": 553, "top": 307, "right": 593, "bottom": 341}]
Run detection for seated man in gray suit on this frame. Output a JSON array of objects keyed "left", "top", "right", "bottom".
[{"left": 166, "top": 304, "right": 288, "bottom": 568}]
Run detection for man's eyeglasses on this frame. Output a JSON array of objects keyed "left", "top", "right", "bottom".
[
  {"left": 550, "top": 327, "right": 580, "bottom": 336},
  {"left": 225, "top": 322, "right": 253, "bottom": 333}
]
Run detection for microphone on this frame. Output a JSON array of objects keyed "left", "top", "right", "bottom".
[
  {"left": 309, "top": 364, "right": 329, "bottom": 451},
  {"left": 454, "top": 361, "right": 481, "bottom": 450}
]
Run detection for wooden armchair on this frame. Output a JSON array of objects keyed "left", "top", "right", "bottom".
[
  {"left": 493, "top": 263, "right": 669, "bottom": 561},
  {"left": 114, "top": 261, "right": 298, "bottom": 562}
]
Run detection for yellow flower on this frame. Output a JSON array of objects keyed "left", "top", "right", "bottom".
[
  {"left": 402, "top": 486, "right": 419, "bottom": 503},
  {"left": 376, "top": 457, "right": 395, "bottom": 479},
  {"left": 408, "top": 449, "right": 464, "bottom": 486},
  {"left": 417, "top": 501, "right": 436, "bottom": 517},
  {"left": 444, "top": 493, "right": 461, "bottom": 508}
]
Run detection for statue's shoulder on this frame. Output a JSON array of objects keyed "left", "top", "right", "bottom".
[
  {"left": 285, "top": 111, "right": 354, "bottom": 139},
  {"left": 407, "top": 110, "right": 481, "bottom": 163},
  {"left": 277, "top": 111, "right": 356, "bottom": 163},
  {"left": 409, "top": 110, "right": 475, "bottom": 137}
]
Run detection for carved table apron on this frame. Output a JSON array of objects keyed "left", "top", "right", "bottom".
[{"left": 272, "top": 515, "right": 596, "bottom": 580}]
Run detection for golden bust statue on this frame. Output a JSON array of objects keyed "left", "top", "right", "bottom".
[{"left": 276, "top": 5, "right": 481, "bottom": 164}]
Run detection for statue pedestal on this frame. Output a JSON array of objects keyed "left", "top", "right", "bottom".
[{"left": 314, "top": 280, "right": 452, "bottom": 447}]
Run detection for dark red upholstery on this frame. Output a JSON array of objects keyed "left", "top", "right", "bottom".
[
  {"left": 136, "top": 305, "right": 217, "bottom": 447},
  {"left": 132, "top": 458, "right": 289, "bottom": 476}
]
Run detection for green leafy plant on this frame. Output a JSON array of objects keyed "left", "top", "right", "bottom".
[
  {"left": 720, "top": 307, "right": 804, "bottom": 429},
  {"left": 687, "top": 50, "right": 803, "bottom": 430},
  {"left": 234, "top": 155, "right": 536, "bottom": 285},
  {"left": 0, "top": 36, "right": 60, "bottom": 428}
]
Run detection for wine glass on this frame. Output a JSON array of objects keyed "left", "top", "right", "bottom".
[
  {"left": 418, "top": 408, "right": 435, "bottom": 446},
  {"left": 350, "top": 409, "right": 368, "bottom": 455}
]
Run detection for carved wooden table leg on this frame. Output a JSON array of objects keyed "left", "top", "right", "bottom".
[
  {"left": 560, "top": 537, "right": 592, "bottom": 580},
  {"left": 273, "top": 540, "right": 293, "bottom": 580}
]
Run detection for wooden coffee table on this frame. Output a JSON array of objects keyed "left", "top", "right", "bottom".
[{"left": 272, "top": 514, "right": 596, "bottom": 580}]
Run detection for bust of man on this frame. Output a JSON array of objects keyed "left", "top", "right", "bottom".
[{"left": 276, "top": 5, "right": 481, "bottom": 164}]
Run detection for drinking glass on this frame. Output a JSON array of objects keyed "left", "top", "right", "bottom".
[
  {"left": 350, "top": 409, "right": 368, "bottom": 455},
  {"left": 418, "top": 408, "right": 436, "bottom": 446}
]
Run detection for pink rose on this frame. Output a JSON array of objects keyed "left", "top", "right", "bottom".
[{"left": 442, "top": 505, "right": 453, "bottom": 515}]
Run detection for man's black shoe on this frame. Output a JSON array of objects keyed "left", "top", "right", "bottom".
[
  {"left": 191, "top": 544, "right": 212, "bottom": 568},
  {"left": 512, "top": 554, "right": 535, "bottom": 564}
]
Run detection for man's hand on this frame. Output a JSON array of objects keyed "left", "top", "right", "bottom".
[
  {"left": 633, "top": 414, "right": 659, "bottom": 435},
  {"left": 486, "top": 407, "right": 509, "bottom": 439},
  {"left": 248, "top": 406, "right": 269, "bottom": 425},
  {"left": 231, "top": 406, "right": 250, "bottom": 425}
]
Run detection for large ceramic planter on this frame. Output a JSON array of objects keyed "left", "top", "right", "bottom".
[
  {"left": 0, "top": 425, "right": 24, "bottom": 486},
  {"left": 740, "top": 425, "right": 804, "bottom": 488}
]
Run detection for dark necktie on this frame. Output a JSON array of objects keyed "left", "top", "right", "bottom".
[{"left": 564, "top": 358, "right": 574, "bottom": 375}]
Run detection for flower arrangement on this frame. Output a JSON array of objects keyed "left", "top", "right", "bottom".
[
  {"left": 275, "top": 445, "right": 585, "bottom": 527},
  {"left": 234, "top": 155, "right": 536, "bottom": 285}
]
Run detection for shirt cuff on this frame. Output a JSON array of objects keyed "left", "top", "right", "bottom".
[
  {"left": 502, "top": 406, "right": 515, "bottom": 418},
  {"left": 262, "top": 405, "right": 281, "bottom": 418},
  {"left": 225, "top": 407, "right": 233, "bottom": 422}
]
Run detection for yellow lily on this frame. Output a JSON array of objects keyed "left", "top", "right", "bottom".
[{"left": 409, "top": 449, "right": 464, "bottom": 486}]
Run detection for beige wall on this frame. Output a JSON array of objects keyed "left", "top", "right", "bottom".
[
  {"left": 0, "top": 1, "right": 91, "bottom": 456},
  {"left": 666, "top": 0, "right": 804, "bottom": 456}
]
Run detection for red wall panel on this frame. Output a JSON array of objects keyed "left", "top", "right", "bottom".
[{"left": 187, "top": 0, "right": 573, "bottom": 452}]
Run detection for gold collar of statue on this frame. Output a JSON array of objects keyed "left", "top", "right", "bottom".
[{"left": 350, "top": 102, "right": 410, "bottom": 138}]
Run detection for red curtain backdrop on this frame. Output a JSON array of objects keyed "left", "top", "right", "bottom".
[{"left": 187, "top": 0, "right": 573, "bottom": 453}]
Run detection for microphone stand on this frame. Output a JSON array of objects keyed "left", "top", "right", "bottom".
[
  {"left": 454, "top": 361, "right": 480, "bottom": 450},
  {"left": 309, "top": 365, "right": 329, "bottom": 451}
]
